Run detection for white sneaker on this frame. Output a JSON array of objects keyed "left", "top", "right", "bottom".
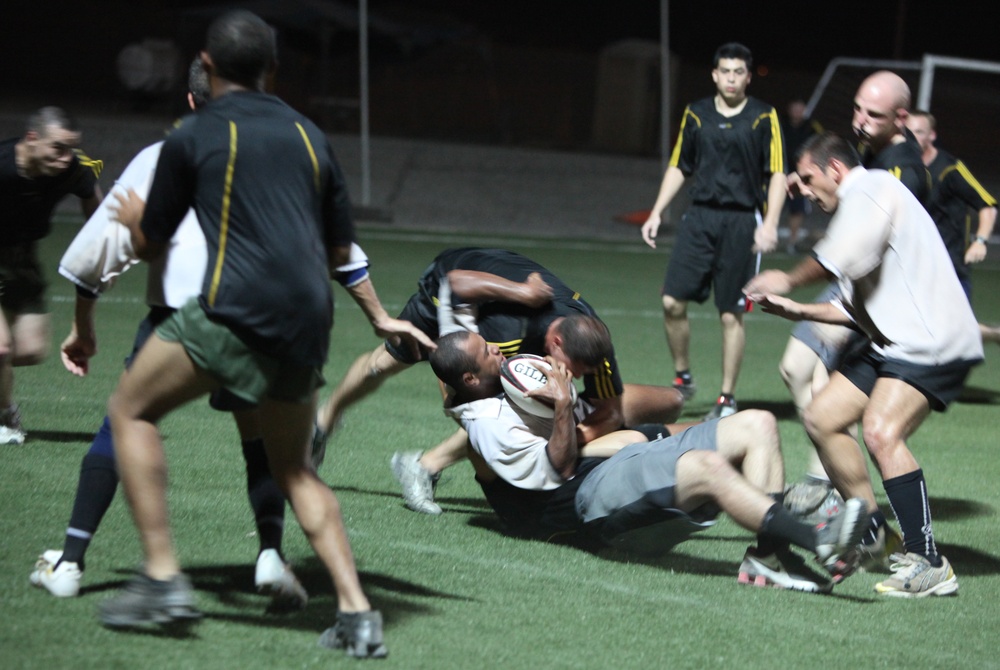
[
  {"left": 0, "top": 425, "right": 26, "bottom": 445},
  {"left": 30, "top": 550, "right": 82, "bottom": 597},
  {"left": 391, "top": 451, "right": 442, "bottom": 515},
  {"left": 255, "top": 549, "right": 308, "bottom": 611}
]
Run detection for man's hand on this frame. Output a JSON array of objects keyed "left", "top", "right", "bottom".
[
  {"left": 755, "top": 294, "right": 806, "bottom": 321},
  {"left": 373, "top": 317, "right": 436, "bottom": 361},
  {"left": 640, "top": 214, "right": 662, "bottom": 249},
  {"left": 61, "top": 327, "right": 97, "bottom": 377},
  {"left": 743, "top": 269, "right": 793, "bottom": 302},
  {"left": 965, "top": 240, "right": 987, "bottom": 264},
  {"left": 753, "top": 225, "right": 778, "bottom": 253},
  {"left": 108, "top": 188, "right": 145, "bottom": 233},
  {"left": 524, "top": 357, "right": 575, "bottom": 410},
  {"left": 521, "top": 272, "right": 554, "bottom": 308}
]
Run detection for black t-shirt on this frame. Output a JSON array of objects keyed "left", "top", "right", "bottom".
[
  {"left": 859, "top": 129, "right": 930, "bottom": 206},
  {"left": 427, "top": 247, "right": 624, "bottom": 401},
  {"left": 926, "top": 148, "right": 998, "bottom": 281},
  {"left": 671, "top": 96, "right": 785, "bottom": 211},
  {"left": 0, "top": 137, "right": 100, "bottom": 245},
  {"left": 141, "top": 91, "right": 355, "bottom": 366}
]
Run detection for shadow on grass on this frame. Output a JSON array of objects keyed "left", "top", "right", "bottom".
[
  {"left": 27, "top": 430, "right": 97, "bottom": 444},
  {"left": 90, "top": 561, "right": 473, "bottom": 633},
  {"left": 936, "top": 543, "right": 1000, "bottom": 577},
  {"left": 675, "top": 399, "right": 799, "bottom": 422},
  {"left": 930, "top": 497, "right": 995, "bottom": 520},
  {"left": 956, "top": 385, "right": 1000, "bottom": 405}
]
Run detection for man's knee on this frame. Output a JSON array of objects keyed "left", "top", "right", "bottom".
[
  {"left": 661, "top": 294, "right": 685, "bottom": 318},
  {"left": 861, "top": 414, "right": 905, "bottom": 460}
]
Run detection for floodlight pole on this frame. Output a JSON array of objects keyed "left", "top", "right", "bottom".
[{"left": 359, "top": 0, "right": 371, "bottom": 206}]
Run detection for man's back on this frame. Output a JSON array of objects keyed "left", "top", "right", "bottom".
[{"left": 143, "top": 91, "right": 354, "bottom": 366}]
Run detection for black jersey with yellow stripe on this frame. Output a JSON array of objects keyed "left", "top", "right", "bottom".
[
  {"left": 859, "top": 129, "right": 930, "bottom": 206},
  {"left": 670, "top": 96, "right": 784, "bottom": 211},
  {"left": 423, "top": 248, "right": 624, "bottom": 401},
  {"left": 926, "top": 148, "right": 997, "bottom": 281},
  {"left": 0, "top": 137, "right": 102, "bottom": 244}
]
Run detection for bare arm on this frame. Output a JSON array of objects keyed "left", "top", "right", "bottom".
[
  {"left": 108, "top": 188, "right": 167, "bottom": 261},
  {"left": 756, "top": 295, "right": 851, "bottom": 325},
  {"left": 754, "top": 172, "right": 788, "bottom": 253},
  {"left": 60, "top": 294, "right": 98, "bottom": 377},
  {"left": 965, "top": 206, "right": 997, "bottom": 264},
  {"left": 523, "top": 358, "right": 579, "bottom": 479},
  {"left": 447, "top": 270, "right": 553, "bottom": 308},
  {"left": 343, "top": 273, "right": 436, "bottom": 357},
  {"left": 743, "top": 256, "right": 831, "bottom": 301},
  {"left": 641, "top": 166, "right": 687, "bottom": 249},
  {"left": 576, "top": 395, "right": 624, "bottom": 445}
]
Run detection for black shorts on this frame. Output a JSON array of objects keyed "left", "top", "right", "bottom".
[
  {"left": 0, "top": 242, "right": 47, "bottom": 314},
  {"left": 786, "top": 194, "right": 811, "bottom": 216},
  {"left": 838, "top": 345, "right": 980, "bottom": 412},
  {"left": 384, "top": 291, "right": 438, "bottom": 364},
  {"left": 663, "top": 204, "right": 757, "bottom": 313}
]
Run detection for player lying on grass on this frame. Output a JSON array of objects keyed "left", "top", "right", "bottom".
[
  {"left": 312, "top": 247, "right": 684, "bottom": 514},
  {"left": 429, "top": 328, "right": 867, "bottom": 594}
]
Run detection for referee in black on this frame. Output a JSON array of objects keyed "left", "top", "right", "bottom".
[{"left": 639, "top": 43, "right": 786, "bottom": 421}]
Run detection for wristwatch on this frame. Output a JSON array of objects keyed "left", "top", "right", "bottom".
[{"left": 973, "top": 235, "right": 989, "bottom": 245}]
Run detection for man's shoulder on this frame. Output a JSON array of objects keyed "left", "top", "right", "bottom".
[{"left": 744, "top": 96, "right": 777, "bottom": 115}]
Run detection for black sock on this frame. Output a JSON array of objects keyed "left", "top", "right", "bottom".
[
  {"left": 675, "top": 370, "right": 692, "bottom": 382},
  {"left": 62, "top": 452, "right": 119, "bottom": 569},
  {"left": 242, "top": 438, "right": 286, "bottom": 555},
  {"left": 758, "top": 502, "right": 815, "bottom": 555},
  {"left": 860, "top": 510, "right": 887, "bottom": 547},
  {"left": 884, "top": 469, "right": 941, "bottom": 566},
  {"left": 755, "top": 494, "right": 787, "bottom": 555}
]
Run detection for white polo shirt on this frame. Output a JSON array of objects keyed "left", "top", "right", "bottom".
[{"left": 813, "top": 166, "right": 983, "bottom": 365}]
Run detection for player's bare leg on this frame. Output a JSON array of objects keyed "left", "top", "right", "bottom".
[
  {"left": 621, "top": 383, "right": 684, "bottom": 425},
  {"left": 316, "top": 344, "right": 411, "bottom": 435},
  {"left": 259, "top": 396, "right": 371, "bottom": 612},
  {"left": 661, "top": 295, "right": 690, "bottom": 373},
  {"left": 719, "top": 311, "right": 744, "bottom": 397}
]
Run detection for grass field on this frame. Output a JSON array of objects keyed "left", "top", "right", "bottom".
[{"left": 2, "top": 218, "right": 999, "bottom": 669}]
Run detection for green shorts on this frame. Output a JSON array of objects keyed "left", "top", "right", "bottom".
[
  {"left": 0, "top": 243, "right": 47, "bottom": 314},
  {"left": 156, "top": 298, "right": 324, "bottom": 405}
]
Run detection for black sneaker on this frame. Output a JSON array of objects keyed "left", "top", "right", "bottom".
[
  {"left": 672, "top": 375, "right": 697, "bottom": 400},
  {"left": 319, "top": 610, "right": 388, "bottom": 659},
  {"left": 99, "top": 573, "right": 201, "bottom": 628}
]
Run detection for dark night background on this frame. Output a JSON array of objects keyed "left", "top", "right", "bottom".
[{"left": 3, "top": 1, "right": 999, "bottom": 160}]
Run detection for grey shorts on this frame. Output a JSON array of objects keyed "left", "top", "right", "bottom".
[{"left": 575, "top": 420, "right": 719, "bottom": 525}]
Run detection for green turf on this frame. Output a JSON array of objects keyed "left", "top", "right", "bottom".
[{"left": 2, "top": 218, "right": 999, "bottom": 668}]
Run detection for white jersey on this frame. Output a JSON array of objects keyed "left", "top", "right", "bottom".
[
  {"left": 445, "top": 395, "right": 590, "bottom": 492},
  {"left": 58, "top": 141, "right": 206, "bottom": 308},
  {"left": 813, "top": 166, "right": 983, "bottom": 365},
  {"left": 58, "top": 141, "right": 370, "bottom": 306}
]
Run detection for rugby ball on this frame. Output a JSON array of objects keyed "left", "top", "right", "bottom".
[{"left": 499, "top": 354, "right": 577, "bottom": 418}]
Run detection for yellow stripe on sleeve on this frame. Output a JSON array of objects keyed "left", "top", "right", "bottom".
[{"left": 295, "top": 122, "right": 320, "bottom": 192}]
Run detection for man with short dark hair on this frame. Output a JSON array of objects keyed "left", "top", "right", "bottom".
[
  {"left": 0, "top": 106, "right": 103, "bottom": 444},
  {"left": 429, "top": 330, "right": 867, "bottom": 594},
  {"left": 745, "top": 131, "right": 982, "bottom": 597},
  {"left": 639, "top": 42, "right": 786, "bottom": 420},
  {"left": 98, "top": 10, "right": 430, "bottom": 657}
]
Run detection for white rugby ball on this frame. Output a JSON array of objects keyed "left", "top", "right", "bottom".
[{"left": 499, "top": 354, "right": 577, "bottom": 418}]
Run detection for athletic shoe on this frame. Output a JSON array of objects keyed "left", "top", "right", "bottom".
[
  {"left": 874, "top": 552, "right": 959, "bottom": 598},
  {"left": 319, "top": 610, "right": 388, "bottom": 659},
  {"left": 858, "top": 524, "right": 904, "bottom": 573},
  {"left": 0, "top": 403, "right": 23, "bottom": 429},
  {"left": 30, "top": 550, "right": 82, "bottom": 598},
  {"left": 784, "top": 478, "right": 844, "bottom": 525},
  {"left": 311, "top": 422, "right": 329, "bottom": 469},
  {"left": 0, "top": 425, "right": 26, "bottom": 445},
  {"left": 737, "top": 547, "right": 833, "bottom": 594},
  {"left": 99, "top": 572, "right": 201, "bottom": 628},
  {"left": 813, "top": 497, "right": 867, "bottom": 582},
  {"left": 390, "top": 451, "right": 442, "bottom": 515},
  {"left": 255, "top": 548, "right": 308, "bottom": 611},
  {"left": 671, "top": 375, "right": 697, "bottom": 400},
  {"left": 703, "top": 395, "right": 737, "bottom": 421}
]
